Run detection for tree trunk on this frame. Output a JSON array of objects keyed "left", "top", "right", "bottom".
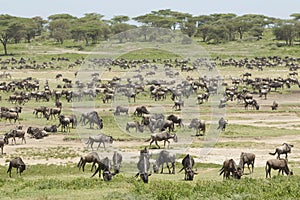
[
  {"left": 84, "top": 36, "right": 89, "bottom": 45},
  {"left": 3, "top": 42, "right": 7, "bottom": 55}
]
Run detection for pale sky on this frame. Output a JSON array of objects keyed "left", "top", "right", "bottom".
[{"left": 0, "top": 0, "right": 299, "bottom": 22}]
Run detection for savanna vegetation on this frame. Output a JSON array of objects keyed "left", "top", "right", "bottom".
[{"left": 0, "top": 10, "right": 299, "bottom": 200}]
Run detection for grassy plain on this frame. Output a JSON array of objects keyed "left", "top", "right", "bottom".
[{"left": 0, "top": 30, "right": 300, "bottom": 199}]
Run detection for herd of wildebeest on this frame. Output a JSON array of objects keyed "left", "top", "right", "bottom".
[{"left": 0, "top": 54, "right": 299, "bottom": 183}]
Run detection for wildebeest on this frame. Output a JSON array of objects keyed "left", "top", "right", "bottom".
[
  {"left": 0, "top": 139, "right": 5, "bottom": 154},
  {"left": 79, "top": 111, "right": 103, "bottom": 129},
  {"left": 77, "top": 152, "right": 100, "bottom": 172},
  {"left": 4, "top": 129, "right": 26, "bottom": 144},
  {"left": 86, "top": 133, "right": 113, "bottom": 150},
  {"left": 219, "top": 159, "right": 242, "bottom": 179},
  {"left": 114, "top": 106, "right": 129, "bottom": 115},
  {"left": 33, "top": 106, "right": 49, "bottom": 118},
  {"left": 0, "top": 111, "right": 19, "bottom": 123},
  {"left": 7, "top": 157, "right": 26, "bottom": 178},
  {"left": 172, "top": 100, "right": 184, "bottom": 110},
  {"left": 146, "top": 131, "right": 178, "bottom": 149},
  {"left": 58, "top": 115, "right": 71, "bottom": 132},
  {"left": 244, "top": 99, "right": 259, "bottom": 110},
  {"left": 161, "top": 120, "right": 175, "bottom": 132},
  {"left": 135, "top": 147, "right": 151, "bottom": 183},
  {"left": 265, "top": 158, "right": 293, "bottom": 178},
  {"left": 269, "top": 143, "right": 293, "bottom": 159},
  {"left": 178, "top": 154, "right": 196, "bottom": 181},
  {"left": 27, "top": 126, "right": 49, "bottom": 139},
  {"left": 126, "top": 121, "right": 144, "bottom": 133},
  {"left": 271, "top": 101, "right": 279, "bottom": 110},
  {"left": 239, "top": 152, "right": 255, "bottom": 174},
  {"left": 167, "top": 114, "right": 183, "bottom": 127},
  {"left": 112, "top": 151, "right": 123, "bottom": 174},
  {"left": 153, "top": 150, "right": 176, "bottom": 174},
  {"left": 188, "top": 118, "right": 206, "bottom": 136},
  {"left": 91, "top": 157, "right": 113, "bottom": 181},
  {"left": 49, "top": 107, "right": 61, "bottom": 119},
  {"left": 43, "top": 125, "right": 57, "bottom": 132},
  {"left": 134, "top": 106, "right": 149, "bottom": 117},
  {"left": 217, "top": 117, "right": 228, "bottom": 131}
]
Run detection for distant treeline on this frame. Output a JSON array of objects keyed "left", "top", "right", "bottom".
[{"left": 0, "top": 9, "right": 300, "bottom": 55}]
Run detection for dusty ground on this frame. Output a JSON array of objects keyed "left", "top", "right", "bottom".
[{"left": 0, "top": 67, "right": 299, "bottom": 171}]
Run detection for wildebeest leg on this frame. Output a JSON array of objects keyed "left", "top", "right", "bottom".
[
  {"left": 149, "top": 139, "right": 154, "bottom": 148},
  {"left": 82, "top": 162, "right": 86, "bottom": 172},
  {"left": 22, "top": 137, "right": 26, "bottom": 144},
  {"left": 165, "top": 140, "right": 170, "bottom": 149},
  {"left": 7, "top": 165, "right": 12, "bottom": 177},
  {"left": 160, "top": 163, "right": 164, "bottom": 174},
  {"left": 91, "top": 162, "right": 97, "bottom": 171},
  {"left": 90, "top": 141, "right": 94, "bottom": 151},
  {"left": 171, "top": 163, "right": 175, "bottom": 174},
  {"left": 155, "top": 140, "right": 160, "bottom": 149},
  {"left": 13, "top": 137, "right": 16, "bottom": 145},
  {"left": 97, "top": 141, "right": 105, "bottom": 150},
  {"left": 91, "top": 166, "right": 101, "bottom": 178}
]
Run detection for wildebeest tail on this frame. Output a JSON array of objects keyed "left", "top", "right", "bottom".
[
  {"left": 178, "top": 167, "right": 185, "bottom": 173},
  {"left": 77, "top": 157, "right": 83, "bottom": 168},
  {"left": 219, "top": 166, "right": 224, "bottom": 175},
  {"left": 269, "top": 152, "right": 276, "bottom": 156},
  {"left": 145, "top": 138, "right": 151, "bottom": 142}
]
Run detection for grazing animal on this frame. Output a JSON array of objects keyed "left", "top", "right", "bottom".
[
  {"left": 167, "top": 114, "right": 183, "bottom": 127},
  {"left": 269, "top": 143, "right": 293, "bottom": 159},
  {"left": 80, "top": 111, "right": 103, "bottom": 129},
  {"left": 239, "top": 152, "right": 255, "bottom": 174},
  {"left": 146, "top": 131, "right": 178, "bottom": 149},
  {"left": 153, "top": 150, "right": 176, "bottom": 174},
  {"left": 58, "top": 115, "right": 71, "bottom": 132},
  {"left": 91, "top": 157, "right": 113, "bottom": 181},
  {"left": 112, "top": 151, "right": 123, "bottom": 174},
  {"left": 172, "top": 100, "right": 184, "bottom": 110},
  {"left": 188, "top": 118, "right": 206, "bottom": 136},
  {"left": 178, "top": 154, "right": 196, "bottom": 181},
  {"left": 0, "top": 140, "right": 5, "bottom": 154},
  {"left": 265, "top": 158, "right": 293, "bottom": 178},
  {"left": 271, "top": 101, "right": 279, "bottom": 110},
  {"left": 114, "top": 106, "right": 129, "bottom": 115},
  {"left": 134, "top": 106, "right": 149, "bottom": 117},
  {"left": 217, "top": 117, "right": 228, "bottom": 131},
  {"left": 161, "top": 120, "right": 175, "bottom": 132},
  {"left": 0, "top": 111, "right": 19, "bottom": 123},
  {"left": 4, "top": 129, "right": 26, "bottom": 144},
  {"left": 244, "top": 99, "right": 259, "bottom": 110},
  {"left": 43, "top": 125, "right": 57, "bottom": 132},
  {"left": 219, "top": 159, "right": 242, "bottom": 179},
  {"left": 49, "top": 107, "right": 61, "bottom": 119},
  {"left": 7, "top": 157, "right": 26, "bottom": 178},
  {"left": 135, "top": 147, "right": 151, "bottom": 183},
  {"left": 86, "top": 133, "right": 113, "bottom": 150},
  {"left": 27, "top": 126, "right": 49, "bottom": 139},
  {"left": 126, "top": 121, "right": 144, "bottom": 133},
  {"left": 77, "top": 152, "right": 100, "bottom": 172}
]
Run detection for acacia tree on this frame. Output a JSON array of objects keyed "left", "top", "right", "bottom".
[
  {"left": 32, "top": 16, "right": 47, "bottom": 36},
  {"left": 71, "top": 13, "right": 111, "bottom": 45},
  {"left": 273, "top": 21, "right": 297, "bottom": 46},
  {"left": 48, "top": 19, "right": 71, "bottom": 44},
  {"left": 0, "top": 14, "right": 17, "bottom": 55},
  {"left": 48, "top": 14, "right": 76, "bottom": 44}
]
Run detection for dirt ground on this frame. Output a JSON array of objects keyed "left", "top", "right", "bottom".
[{"left": 0, "top": 66, "right": 299, "bottom": 171}]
